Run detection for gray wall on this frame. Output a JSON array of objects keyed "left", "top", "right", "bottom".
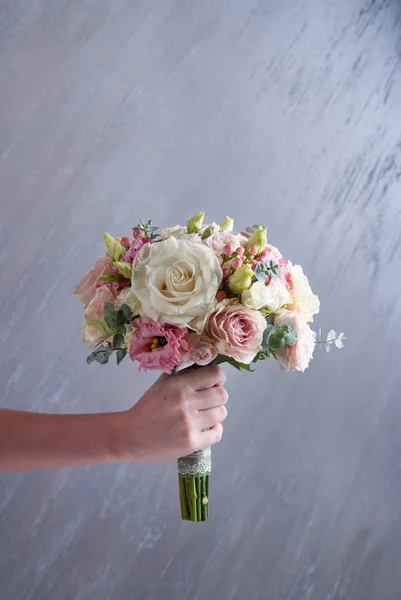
[{"left": 1, "top": 1, "right": 401, "bottom": 599}]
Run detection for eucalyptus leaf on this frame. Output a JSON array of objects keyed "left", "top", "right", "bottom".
[
  {"left": 116, "top": 348, "right": 127, "bottom": 364},
  {"left": 117, "top": 303, "right": 133, "bottom": 325},
  {"left": 104, "top": 302, "right": 118, "bottom": 329},
  {"left": 86, "top": 343, "right": 113, "bottom": 365},
  {"left": 113, "top": 333, "right": 125, "bottom": 349}
]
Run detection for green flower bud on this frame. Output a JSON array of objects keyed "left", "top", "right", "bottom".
[
  {"left": 187, "top": 212, "right": 205, "bottom": 234},
  {"left": 228, "top": 263, "right": 254, "bottom": 295},
  {"left": 245, "top": 225, "right": 267, "bottom": 256},
  {"left": 220, "top": 216, "right": 234, "bottom": 232},
  {"left": 103, "top": 232, "right": 125, "bottom": 261}
]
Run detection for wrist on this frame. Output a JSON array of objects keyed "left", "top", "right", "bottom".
[{"left": 108, "top": 409, "right": 143, "bottom": 463}]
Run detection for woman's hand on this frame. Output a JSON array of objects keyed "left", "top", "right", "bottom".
[{"left": 115, "top": 365, "right": 228, "bottom": 462}]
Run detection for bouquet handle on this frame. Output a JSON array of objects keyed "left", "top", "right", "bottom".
[{"left": 177, "top": 447, "right": 211, "bottom": 521}]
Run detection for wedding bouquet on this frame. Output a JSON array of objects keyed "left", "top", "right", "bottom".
[{"left": 75, "top": 213, "right": 344, "bottom": 521}]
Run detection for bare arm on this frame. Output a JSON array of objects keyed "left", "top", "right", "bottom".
[
  {"left": 0, "top": 366, "right": 228, "bottom": 471},
  {"left": 0, "top": 408, "right": 119, "bottom": 471}
]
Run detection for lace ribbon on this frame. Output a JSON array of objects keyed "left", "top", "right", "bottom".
[{"left": 177, "top": 446, "right": 212, "bottom": 475}]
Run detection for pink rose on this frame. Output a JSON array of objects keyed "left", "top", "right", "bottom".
[
  {"left": 206, "top": 300, "right": 266, "bottom": 364},
  {"left": 84, "top": 286, "right": 117, "bottom": 321},
  {"left": 178, "top": 333, "right": 218, "bottom": 371},
  {"left": 274, "top": 310, "right": 315, "bottom": 372},
  {"left": 129, "top": 318, "right": 188, "bottom": 374},
  {"left": 82, "top": 323, "right": 109, "bottom": 348},
  {"left": 204, "top": 232, "right": 247, "bottom": 262},
  {"left": 82, "top": 286, "right": 117, "bottom": 348},
  {"left": 74, "top": 253, "right": 112, "bottom": 305}
]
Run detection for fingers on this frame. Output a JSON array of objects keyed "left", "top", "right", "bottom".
[
  {"left": 177, "top": 365, "right": 226, "bottom": 391},
  {"left": 197, "top": 405, "right": 227, "bottom": 431},
  {"left": 198, "top": 423, "right": 224, "bottom": 448},
  {"left": 193, "top": 385, "right": 228, "bottom": 410}
]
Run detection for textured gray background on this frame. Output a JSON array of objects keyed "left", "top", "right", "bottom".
[{"left": 1, "top": 1, "right": 401, "bottom": 599}]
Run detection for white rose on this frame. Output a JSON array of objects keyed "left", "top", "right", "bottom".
[
  {"left": 286, "top": 262, "right": 320, "bottom": 322},
  {"left": 115, "top": 288, "right": 142, "bottom": 316},
  {"left": 241, "top": 278, "right": 291, "bottom": 311},
  {"left": 131, "top": 237, "right": 222, "bottom": 332},
  {"left": 158, "top": 225, "right": 201, "bottom": 242}
]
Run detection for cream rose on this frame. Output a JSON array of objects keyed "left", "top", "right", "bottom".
[
  {"left": 286, "top": 263, "right": 320, "bottom": 322},
  {"left": 241, "top": 279, "right": 292, "bottom": 312},
  {"left": 130, "top": 237, "right": 222, "bottom": 333}
]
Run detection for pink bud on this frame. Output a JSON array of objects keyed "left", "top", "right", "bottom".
[
  {"left": 223, "top": 243, "right": 235, "bottom": 256},
  {"left": 216, "top": 290, "right": 227, "bottom": 302},
  {"left": 249, "top": 259, "right": 258, "bottom": 268},
  {"left": 249, "top": 245, "right": 258, "bottom": 256},
  {"left": 260, "top": 248, "right": 269, "bottom": 260},
  {"left": 236, "top": 246, "right": 245, "bottom": 256},
  {"left": 121, "top": 236, "right": 131, "bottom": 247},
  {"left": 222, "top": 266, "right": 230, "bottom": 278},
  {"left": 232, "top": 256, "right": 244, "bottom": 269}
]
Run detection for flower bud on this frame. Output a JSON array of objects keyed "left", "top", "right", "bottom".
[{"left": 227, "top": 263, "right": 254, "bottom": 295}]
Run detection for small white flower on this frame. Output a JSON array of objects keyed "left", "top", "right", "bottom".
[{"left": 241, "top": 279, "right": 291, "bottom": 312}]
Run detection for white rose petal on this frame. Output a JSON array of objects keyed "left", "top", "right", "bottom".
[
  {"left": 286, "top": 262, "right": 320, "bottom": 322},
  {"left": 131, "top": 237, "right": 222, "bottom": 333},
  {"left": 241, "top": 278, "right": 291, "bottom": 312},
  {"left": 158, "top": 225, "right": 202, "bottom": 243},
  {"left": 115, "top": 288, "right": 142, "bottom": 316}
]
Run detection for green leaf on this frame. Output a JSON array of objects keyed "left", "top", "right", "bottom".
[
  {"left": 104, "top": 302, "right": 118, "bottom": 329},
  {"left": 268, "top": 335, "right": 286, "bottom": 350},
  {"left": 261, "top": 324, "right": 274, "bottom": 352},
  {"left": 113, "top": 333, "right": 125, "bottom": 349},
  {"left": 86, "top": 319, "right": 116, "bottom": 335},
  {"left": 117, "top": 303, "right": 133, "bottom": 324},
  {"left": 86, "top": 343, "right": 113, "bottom": 365},
  {"left": 211, "top": 354, "right": 254, "bottom": 372},
  {"left": 103, "top": 232, "right": 125, "bottom": 261},
  {"left": 283, "top": 330, "right": 298, "bottom": 346},
  {"left": 116, "top": 348, "right": 127, "bottom": 364},
  {"left": 112, "top": 261, "right": 132, "bottom": 279},
  {"left": 98, "top": 272, "right": 124, "bottom": 282}
]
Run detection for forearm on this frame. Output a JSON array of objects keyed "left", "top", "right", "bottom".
[{"left": 0, "top": 408, "right": 122, "bottom": 471}]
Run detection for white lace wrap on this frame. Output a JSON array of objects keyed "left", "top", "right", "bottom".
[{"left": 177, "top": 446, "right": 212, "bottom": 475}]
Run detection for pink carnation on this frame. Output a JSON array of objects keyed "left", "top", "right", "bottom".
[
  {"left": 178, "top": 333, "right": 218, "bottom": 371},
  {"left": 278, "top": 258, "right": 293, "bottom": 291},
  {"left": 129, "top": 318, "right": 188, "bottom": 374},
  {"left": 206, "top": 300, "right": 266, "bottom": 364},
  {"left": 274, "top": 310, "right": 315, "bottom": 372},
  {"left": 121, "top": 234, "right": 153, "bottom": 263},
  {"left": 75, "top": 253, "right": 112, "bottom": 305}
]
